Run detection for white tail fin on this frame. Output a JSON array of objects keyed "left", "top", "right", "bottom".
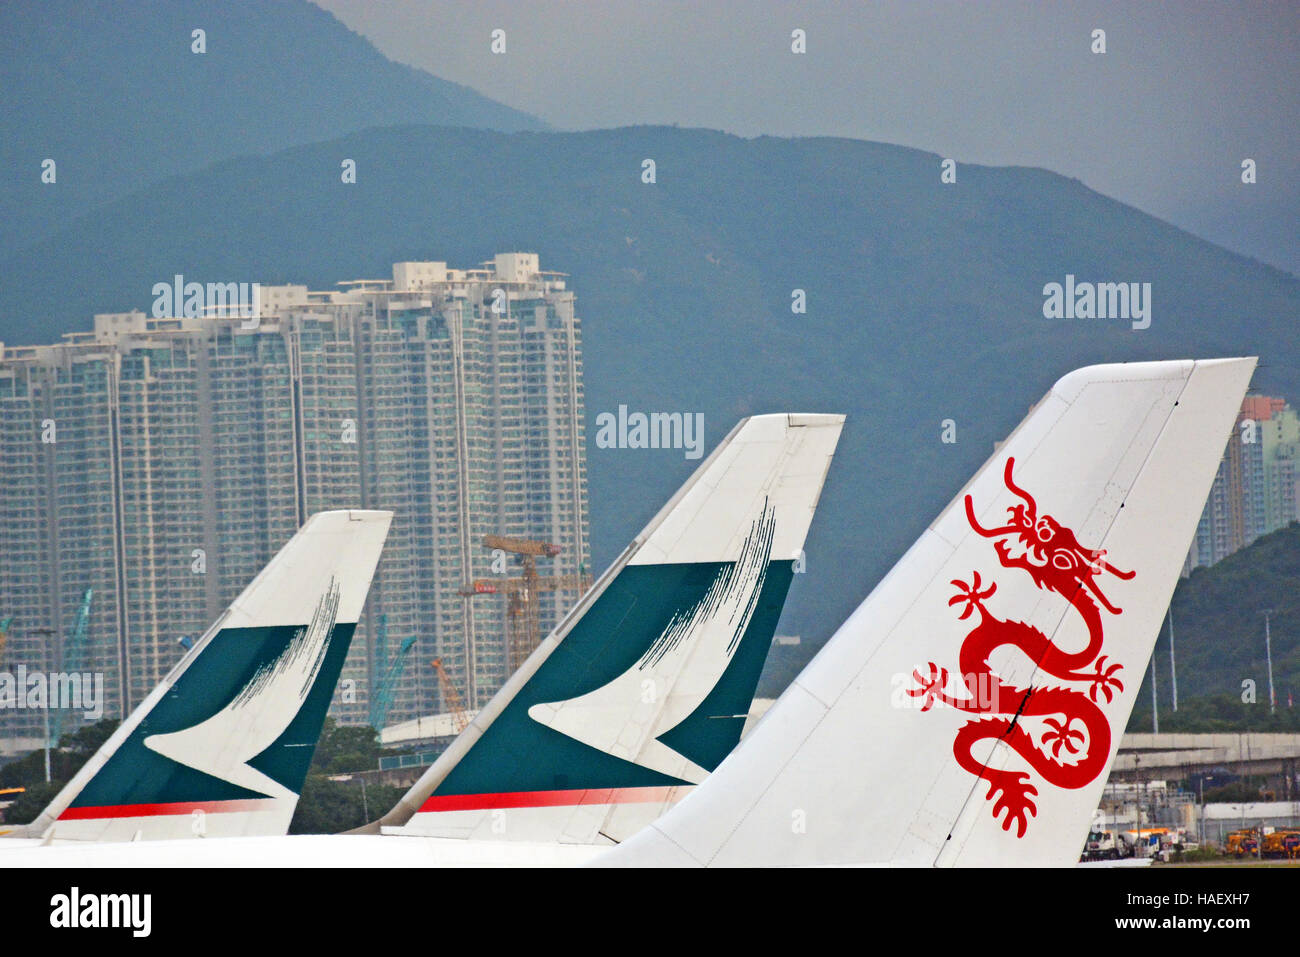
[
  {"left": 376, "top": 413, "right": 843, "bottom": 845},
  {"left": 17, "top": 510, "right": 392, "bottom": 843},
  {"left": 602, "top": 358, "right": 1255, "bottom": 867}
]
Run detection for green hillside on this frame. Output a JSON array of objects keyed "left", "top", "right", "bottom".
[{"left": 1129, "top": 523, "right": 1300, "bottom": 733}]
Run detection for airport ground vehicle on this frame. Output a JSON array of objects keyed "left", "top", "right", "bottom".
[
  {"left": 1082, "top": 828, "right": 1129, "bottom": 861},
  {"left": 1262, "top": 828, "right": 1300, "bottom": 859},
  {"left": 1225, "top": 828, "right": 1261, "bottom": 857},
  {"left": 1116, "top": 827, "right": 1185, "bottom": 859}
]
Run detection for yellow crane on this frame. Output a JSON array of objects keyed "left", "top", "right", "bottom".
[
  {"left": 482, "top": 535, "right": 562, "bottom": 559},
  {"left": 430, "top": 658, "right": 472, "bottom": 734},
  {"left": 460, "top": 536, "right": 590, "bottom": 673}
]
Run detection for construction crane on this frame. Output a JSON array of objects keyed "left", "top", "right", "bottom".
[
  {"left": 51, "top": 588, "right": 93, "bottom": 744},
  {"left": 430, "top": 658, "right": 471, "bottom": 734},
  {"left": 368, "top": 615, "right": 418, "bottom": 731},
  {"left": 369, "top": 612, "right": 389, "bottom": 722},
  {"left": 482, "top": 535, "right": 561, "bottom": 560},
  {"left": 460, "top": 535, "right": 591, "bottom": 673}
]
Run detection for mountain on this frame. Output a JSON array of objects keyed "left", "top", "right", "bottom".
[
  {"left": 1, "top": 123, "right": 1297, "bottom": 660},
  {"left": 0, "top": 0, "right": 547, "bottom": 258}
]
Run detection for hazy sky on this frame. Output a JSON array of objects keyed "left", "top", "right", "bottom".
[{"left": 313, "top": 1, "right": 1298, "bottom": 274}]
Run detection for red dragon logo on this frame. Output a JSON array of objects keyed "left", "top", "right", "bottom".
[{"left": 907, "top": 457, "right": 1135, "bottom": 837}]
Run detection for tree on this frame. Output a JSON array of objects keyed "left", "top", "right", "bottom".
[
  {"left": 2, "top": 780, "right": 63, "bottom": 825},
  {"left": 308, "top": 718, "right": 386, "bottom": 774},
  {"left": 0, "top": 718, "right": 120, "bottom": 789},
  {"left": 288, "top": 776, "right": 405, "bottom": 835}
]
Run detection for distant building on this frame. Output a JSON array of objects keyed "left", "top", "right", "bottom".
[
  {"left": 0, "top": 254, "right": 588, "bottom": 751},
  {"left": 1259, "top": 399, "right": 1300, "bottom": 534},
  {"left": 1186, "top": 395, "right": 1300, "bottom": 572}
]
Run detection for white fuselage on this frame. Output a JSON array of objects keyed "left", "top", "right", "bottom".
[{"left": 0, "top": 833, "right": 606, "bottom": 867}]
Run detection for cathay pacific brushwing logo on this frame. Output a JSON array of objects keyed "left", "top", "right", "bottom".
[
  {"left": 527, "top": 502, "right": 775, "bottom": 783},
  {"left": 142, "top": 579, "right": 342, "bottom": 799}
]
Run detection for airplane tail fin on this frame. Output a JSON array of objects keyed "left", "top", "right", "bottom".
[
  {"left": 603, "top": 358, "right": 1255, "bottom": 867},
  {"left": 16, "top": 510, "right": 392, "bottom": 842},
  {"left": 376, "top": 413, "right": 844, "bottom": 844}
]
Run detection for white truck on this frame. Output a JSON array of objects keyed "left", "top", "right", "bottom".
[{"left": 1082, "top": 828, "right": 1128, "bottom": 861}]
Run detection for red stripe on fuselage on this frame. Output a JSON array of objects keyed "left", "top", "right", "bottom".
[
  {"left": 418, "top": 786, "right": 679, "bottom": 813},
  {"left": 58, "top": 798, "right": 277, "bottom": 820}
]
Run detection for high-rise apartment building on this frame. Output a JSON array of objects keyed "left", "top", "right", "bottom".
[
  {"left": 0, "top": 253, "right": 588, "bottom": 751},
  {"left": 1186, "top": 395, "right": 1300, "bottom": 572}
]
